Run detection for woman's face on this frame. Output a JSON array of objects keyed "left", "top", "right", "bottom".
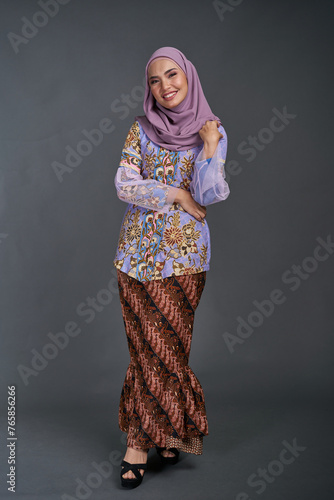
[{"left": 147, "top": 57, "right": 188, "bottom": 109}]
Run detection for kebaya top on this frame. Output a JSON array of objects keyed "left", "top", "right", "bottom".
[{"left": 113, "top": 120, "right": 230, "bottom": 283}]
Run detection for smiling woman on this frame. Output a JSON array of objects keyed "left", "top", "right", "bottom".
[
  {"left": 113, "top": 46, "right": 230, "bottom": 489},
  {"left": 148, "top": 59, "right": 188, "bottom": 108}
]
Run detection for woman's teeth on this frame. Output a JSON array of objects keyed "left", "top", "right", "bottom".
[{"left": 164, "top": 91, "right": 177, "bottom": 99}]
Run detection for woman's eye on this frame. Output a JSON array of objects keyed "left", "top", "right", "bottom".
[{"left": 169, "top": 72, "right": 177, "bottom": 78}]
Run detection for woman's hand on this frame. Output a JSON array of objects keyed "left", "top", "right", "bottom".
[
  {"left": 174, "top": 189, "right": 206, "bottom": 222},
  {"left": 199, "top": 120, "right": 223, "bottom": 159}
]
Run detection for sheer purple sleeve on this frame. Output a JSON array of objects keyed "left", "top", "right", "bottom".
[
  {"left": 114, "top": 122, "right": 178, "bottom": 213},
  {"left": 189, "top": 124, "right": 230, "bottom": 205}
]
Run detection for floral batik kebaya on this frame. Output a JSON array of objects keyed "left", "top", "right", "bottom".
[{"left": 113, "top": 119, "right": 230, "bottom": 283}]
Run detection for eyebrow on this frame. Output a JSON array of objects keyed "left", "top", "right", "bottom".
[{"left": 148, "top": 68, "right": 178, "bottom": 80}]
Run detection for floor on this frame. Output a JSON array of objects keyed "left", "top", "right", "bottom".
[{"left": 1, "top": 391, "right": 333, "bottom": 500}]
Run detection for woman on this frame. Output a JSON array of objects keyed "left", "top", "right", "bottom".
[{"left": 113, "top": 46, "right": 230, "bottom": 488}]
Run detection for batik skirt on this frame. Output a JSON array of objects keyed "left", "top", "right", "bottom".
[{"left": 116, "top": 269, "right": 209, "bottom": 456}]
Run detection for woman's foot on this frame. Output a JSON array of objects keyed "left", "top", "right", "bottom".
[
  {"left": 121, "top": 447, "right": 148, "bottom": 480},
  {"left": 160, "top": 449, "right": 178, "bottom": 458},
  {"left": 156, "top": 446, "right": 180, "bottom": 465}
]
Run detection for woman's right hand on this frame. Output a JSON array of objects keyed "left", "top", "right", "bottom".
[{"left": 174, "top": 188, "right": 206, "bottom": 222}]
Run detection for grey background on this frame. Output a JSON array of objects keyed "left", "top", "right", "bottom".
[{"left": 0, "top": 0, "right": 333, "bottom": 498}]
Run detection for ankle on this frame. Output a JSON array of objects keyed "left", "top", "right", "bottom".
[{"left": 124, "top": 447, "right": 148, "bottom": 461}]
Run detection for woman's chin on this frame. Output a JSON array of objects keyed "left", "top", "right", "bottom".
[{"left": 160, "top": 96, "right": 185, "bottom": 109}]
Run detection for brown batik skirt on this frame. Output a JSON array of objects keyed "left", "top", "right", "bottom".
[{"left": 116, "top": 269, "right": 209, "bottom": 456}]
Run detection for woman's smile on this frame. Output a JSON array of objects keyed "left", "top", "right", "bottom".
[{"left": 163, "top": 90, "right": 178, "bottom": 101}]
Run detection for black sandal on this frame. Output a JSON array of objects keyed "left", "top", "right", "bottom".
[
  {"left": 120, "top": 459, "right": 147, "bottom": 489},
  {"left": 156, "top": 446, "right": 180, "bottom": 465}
]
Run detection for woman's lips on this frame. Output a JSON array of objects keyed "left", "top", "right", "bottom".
[{"left": 163, "top": 91, "right": 178, "bottom": 101}]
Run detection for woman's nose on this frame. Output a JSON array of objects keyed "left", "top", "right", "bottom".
[{"left": 160, "top": 78, "right": 171, "bottom": 92}]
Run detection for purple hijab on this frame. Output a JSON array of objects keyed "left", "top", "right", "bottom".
[{"left": 135, "top": 47, "right": 221, "bottom": 152}]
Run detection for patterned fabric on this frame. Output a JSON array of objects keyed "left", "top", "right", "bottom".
[
  {"left": 117, "top": 268, "right": 208, "bottom": 455},
  {"left": 113, "top": 120, "right": 230, "bottom": 283}
]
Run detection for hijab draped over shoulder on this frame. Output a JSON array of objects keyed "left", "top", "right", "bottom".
[{"left": 135, "top": 47, "right": 221, "bottom": 152}]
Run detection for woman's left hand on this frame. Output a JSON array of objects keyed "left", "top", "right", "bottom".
[{"left": 199, "top": 120, "right": 223, "bottom": 144}]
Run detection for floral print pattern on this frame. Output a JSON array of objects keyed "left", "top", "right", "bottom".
[{"left": 113, "top": 121, "right": 229, "bottom": 282}]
